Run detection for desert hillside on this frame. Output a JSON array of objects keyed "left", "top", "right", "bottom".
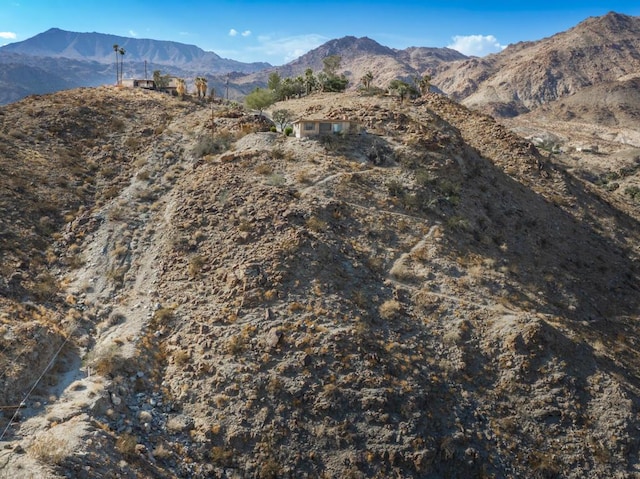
[
  {"left": 0, "top": 87, "right": 639, "bottom": 478},
  {"left": 435, "top": 12, "right": 640, "bottom": 117}
]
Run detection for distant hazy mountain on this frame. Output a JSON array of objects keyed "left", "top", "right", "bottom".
[
  {"left": 0, "top": 60, "right": 71, "bottom": 105},
  {"left": 0, "top": 51, "right": 114, "bottom": 105},
  {"left": 2, "top": 28, "right": 271, "bottom": 73},
  {"left": 0, "top": 28, "right": 272, "bottom": 105}
]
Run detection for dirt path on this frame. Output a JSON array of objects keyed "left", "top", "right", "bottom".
[
  {"left": 0, "top": 123, "right": 194, "bottom": 477},
  {"left": 388, "top": 223, "right": 440, "bottom": 286}
]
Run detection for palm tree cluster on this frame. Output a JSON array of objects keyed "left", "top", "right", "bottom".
[
  {"left": 113, "top": 44, "right": 126, "bottom": 85},
  {"left": 266, "top": 58, "right": 349, "bottom": 102},
  {"left": 176, "top": 78, "right": 187, "bottom": 98},
  {"left": 387, "top": 75, "right": 432, "bottom": 102},
  {"left": 195, "top": 77, "right": 208, "bottom": 99},
  {"left": 361, "top": 71, "right": 374, "bottom": 90}
]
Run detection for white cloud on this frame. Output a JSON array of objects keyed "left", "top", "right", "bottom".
[
  {"left": 129, "top": 30, "right": 138, "bottom": 37},
  {"left": 230, "top": 29, "right": 251, "bottom": 38},
  {"left": 251, "top": 33, "right": 328, "bottom": 63},
  {"left": 447, "top": 34, "right": 506, "bottom": 56},
  {"left": 0, "top": 32, "right": 17, "bottom": 40}
]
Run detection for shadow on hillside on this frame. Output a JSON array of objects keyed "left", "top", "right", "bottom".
[
  {"left": 428, "top": 148, "right": 640, "bottom": 400},
  {"left": 376, "top": 148, "right": 640, "bottom": 474},
  {"left": 447, "top": 150, "right": 640, "bottom": 323}
]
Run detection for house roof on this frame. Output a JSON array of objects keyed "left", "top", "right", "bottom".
[{"left": 292, "top": 118, "right": 356, "bottom": 124}]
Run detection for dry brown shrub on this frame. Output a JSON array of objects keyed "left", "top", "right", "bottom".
[
  {"left": 305, "top": 216, "right": 326, "bottom": 232},
  {"left": 115, "top": 433, "right": 138, "bottom": 458},
  {"left": 28, "top": 433, "right": 72, "bottom": 465},
  {"left": 379, "top": 299, "right": 402, "bottom": 319},
  {"left": 255, "top": 163, "right": 274, "bottom": 175}
]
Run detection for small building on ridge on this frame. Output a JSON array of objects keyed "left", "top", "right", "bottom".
[{"left": 292, "top": 119, "right": 358, "bottom": 138}]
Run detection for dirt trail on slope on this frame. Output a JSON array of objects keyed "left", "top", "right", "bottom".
[{"left": 0, "top": 118, "right": 197, "bottom": 478}]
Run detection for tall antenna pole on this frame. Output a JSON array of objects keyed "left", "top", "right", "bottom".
[{"left": 145, "top": 60, "right": 148, "bottom": 80}]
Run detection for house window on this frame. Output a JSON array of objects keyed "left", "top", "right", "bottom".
[
  {"left": 332, "top": 123, "right": 343, "bottom": 133},
  {"left": 319, "top": 122, "right": 332, "bottom": 134},
  {"left": 304, "top": 122, "right": 315, "bottom": 131}
]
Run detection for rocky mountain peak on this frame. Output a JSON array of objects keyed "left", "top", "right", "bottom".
[{"left": 435, "top": 11, "right": 640, "bottom": 118}]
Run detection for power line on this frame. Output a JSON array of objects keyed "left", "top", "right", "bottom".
[{"left": 0, "top": 332, "right": 71, "bottom": 442}]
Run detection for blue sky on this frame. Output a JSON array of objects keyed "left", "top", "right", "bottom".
[{"left": 1, "top": 1, "right": 639, "bottom": 64}]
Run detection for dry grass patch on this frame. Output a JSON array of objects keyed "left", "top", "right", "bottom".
[
  {"left": 188, "top": 254, "right": 206, "bottom": 278},
  {"left": 379, "top": 299, "right": 402, "bottom": 319},
  {"left": 305, "top": 216, "right": 326, "bottom": 232},
  {"left": 255, "top": 163, "right": 274, "bottom": 175},
  {"left": 389, "top": 261, "right": 417, "bottom": 282},
  {"left": 173, "top": 348, "right": 191, "bottom": 366},
  {"left": 115, "top": 433, "right": 138, "bottom": 458},
  {"left": 295, "top": 169, "right": 313, "bottom": 184},
  {"left": 28, "top": 433, "right": 72, "bottom": 465},
  {"left": 84, "top": 344, "right": 127, "bottom": 377}
]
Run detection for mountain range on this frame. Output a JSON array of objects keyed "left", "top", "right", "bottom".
[
  {"left": 438, "top": 11, "right": 640, "bottom": 117},
  {"left": 1, "top": 27, "right": 271, "bottom": 72},
  {"left": 0, "top": 28, "right": 271, "bottom": 105},
  {"left": 2, "top": 12, "right": 640, "bottom": 120}
]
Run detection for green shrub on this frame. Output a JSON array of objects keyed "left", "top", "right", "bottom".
[
  {"left": 266, "top": 173, "right": 285, "bottom": 186},
  {"left": 284, "top": 126, "right": 293, "bottom": 136},
  {"left": 624, "top": 185, "right": 640, "bottom": 202},
  {"left": 415, "top": 168, "right": 434, "bottom": 186},
  {"left": 387, "top": 180, "right": 405, "bottom": 197}
]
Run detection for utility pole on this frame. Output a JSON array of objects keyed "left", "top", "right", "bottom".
[
  {"left": 211, "top": 100, "right": 216, "bottom": 140},
  {"left": 144, "top": 60, "right": 148, "bottom": 80},
  {"left": 226, "top": 74, "right": 229, "bottom": 101}
]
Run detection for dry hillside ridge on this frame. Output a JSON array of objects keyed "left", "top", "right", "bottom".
[
  {"left": 0, "top": 86, "right": 639, "bottom": 478},
  {"left": 435, "top": 12, "right": 640, "bottom": 117}
]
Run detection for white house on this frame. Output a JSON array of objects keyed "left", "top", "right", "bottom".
[
  {"left": 121, "top": 79, "right": 155, "bottom": 89},
  {"left": 292, "top": 119, "right": 357, "bottom": 138}
]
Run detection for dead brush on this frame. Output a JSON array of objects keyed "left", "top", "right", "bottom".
[
  {"left": 379, "top": 299, "right": 402, "bottom": 319},
  {"left": 115, "top": 433, "right": 138, "bottom": 459},
  {"left": 255, "top": 162, "right": 274, "bottom": 175},
  {"left": 295, "top": 169, "right": 313, "bottom": 184},
  {"left": 28, "top": 433, "right": 72, "bottom": 465},
  {"left": 305, "top": 215, "right": 326, "bottom": 232},
  {"left": 188, "top": 254, "right": 206, "bottom": 278}
]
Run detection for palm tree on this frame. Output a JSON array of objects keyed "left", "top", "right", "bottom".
[
  {"left": 362, "top": 71, "right": 374, "bottom": 90},
  {"left": 294, "top": 76, "right": 304, "bottom": 98},
  {"left": 195, "top": 76, "right": 208, "bottom": 99},
  {"left": 176, "top": 78, "right": 187, "bottom": 98},
  {"left": 113, "top": 44, "right": 119, "bottom": 85},
  {"left": 419, "top": 75, "right": 431, "bottom": 96},
  {"left": 119, "top": 48, "right": 126, "bottom": 84},
  {"left": 201, "top": 77, "right": 208, "bottom": 99},
  {"left": 304, "top": 68, "right": 316, "bottom": 95}
]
